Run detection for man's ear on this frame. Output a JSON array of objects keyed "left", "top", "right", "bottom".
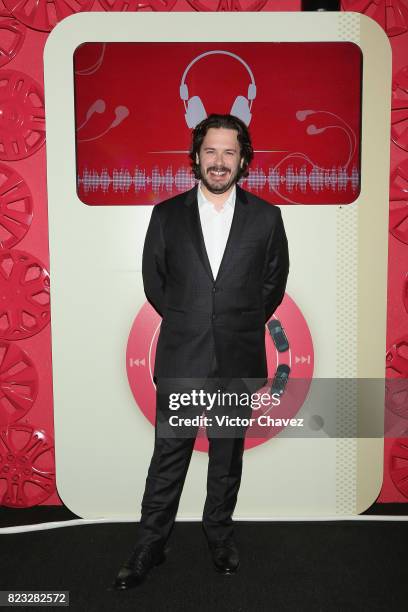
[
  {"left": 196, "top": 153, "right": 199, "bottom": 164},
  {"left": 240, "top": 158, "right": 244, "bottom": 168}
]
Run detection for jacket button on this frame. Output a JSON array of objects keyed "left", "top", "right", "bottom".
[
  {"left": 212, "top": 287, "right": 217, "bottom": 293},
  {"left": 212, "top": 314, "right": 216, "bottom": 320}
]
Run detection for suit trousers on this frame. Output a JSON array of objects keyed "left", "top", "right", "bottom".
[{"left": 136, "top": 351, "right": 251, "bottom": 547}]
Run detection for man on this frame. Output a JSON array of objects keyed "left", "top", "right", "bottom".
[{"left": 113, "top": 114, "right": 289, "bottom": 590}]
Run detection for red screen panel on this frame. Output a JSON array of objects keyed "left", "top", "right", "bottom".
[{"left": 73, "top": 42, "right": 362, "bottom": 206}]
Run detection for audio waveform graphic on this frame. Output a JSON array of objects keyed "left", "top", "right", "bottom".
[{"left": 77, "top": 165, "right": 360, "bottom": 195}]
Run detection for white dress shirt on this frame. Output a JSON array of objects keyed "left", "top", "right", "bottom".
[{"left": 197, "top": 183, "right": 236, "bottom": 280}]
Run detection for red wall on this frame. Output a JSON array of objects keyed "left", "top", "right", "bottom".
[{"left": 0, "top": 0, "right": 406, "bottom": 509}]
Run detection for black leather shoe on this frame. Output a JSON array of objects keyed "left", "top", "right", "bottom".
[
  {"left": 207, "top": 536, "right": 240, "bottom": 574},
  {"left": 113, "top": 543, "right": 166, "bottom": 590}
]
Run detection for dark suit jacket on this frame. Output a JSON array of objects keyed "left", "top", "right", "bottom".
[{"left": 142, "top": 184, "right": 289, "bottom": 381}]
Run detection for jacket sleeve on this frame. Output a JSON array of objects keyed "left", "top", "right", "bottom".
[
  {"left": 262, "top": 208, "right": 289, "bottom": 323},
  {"left": 142, "top": 205, "right": 167, "bottom": 317}
]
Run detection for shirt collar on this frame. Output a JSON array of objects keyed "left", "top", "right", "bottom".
[{"left": 197, "top": 182, "right": 236, "bottom": 210}]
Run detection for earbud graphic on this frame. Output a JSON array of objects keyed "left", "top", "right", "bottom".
[
  {"left": 111, "top": 106, "right": 130, "bottom": 128},
  {"left": 77, "top": 99, "right": 106, "bottom": 131},
  {"left": 77, "top": 102, "right": 130, "bottom": 143},
  {"left": 296, "top": 109, "right": 357, "bottom": 167},
  {"left": 306, "top": 124, "right": 326, "bottom": 135}
]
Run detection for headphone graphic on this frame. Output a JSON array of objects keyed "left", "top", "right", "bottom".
[{"left": 180, "top": 50, "right": 257, "bottom": 128}]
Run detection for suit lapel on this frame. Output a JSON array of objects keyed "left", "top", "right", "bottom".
[
  {"left": 216, "top": 186, "right": 249, "bottom": 283},
  {"left": 184, "top": 184, "right": 249, "bottom": 284}
]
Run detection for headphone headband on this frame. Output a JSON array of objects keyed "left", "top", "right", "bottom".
[
  {"left": 180, "top": 50, "right": 257, "bottom": 128},
  {"left": 180, "top": 50, "right": 256, "bottom": 92}
]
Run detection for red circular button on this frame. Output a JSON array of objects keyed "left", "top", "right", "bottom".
[
  {"left": 0, "top": 70, "right": 45, "bottom": 161},
  {"left": 0, "top": 423, "right": 55, "bottom": 507},
  {"left": 99, "top": 0, "right": 176, "bottom": 9},
  {"left": 187, "top": 0, "right": 267, "bottom": 11},
  {"left": 0, "top": 17, "right": 25, "bottom": 68},
  {"left": 126, "top": 293, "right": 314, "bottom": 452},
  {"left": 0, "top": 341, "right": 38, "bottom": 426},
  {"left": 389, "top": 436, "right": 408, "bottom": 500},
  {"left": 4, "top": 0, "right": 95, "bottom": 32},
  {"left": 0, "top": 163, "right": 33, "bottom": 248},
  {"left": 0, "top": 249, "right": 50, "bottom": 340}
]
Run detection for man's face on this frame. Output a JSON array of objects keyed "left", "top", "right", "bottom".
[{"left": 196, "top": 127, "right": 244, "bottom": 195}]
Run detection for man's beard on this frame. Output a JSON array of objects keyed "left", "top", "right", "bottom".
[{"left": 200, "top": 165, "right": 240, "bottom": 194}]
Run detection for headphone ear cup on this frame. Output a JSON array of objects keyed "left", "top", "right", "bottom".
[
  {"left": 185, "top": 95, "right": 207, "bottom": 128},
  {"left": 247, "top": 83, "right": 257, "bottom": 100},
  {"left": 230, "top": 95, "right": 252, "bottom": 126},
  {"left": 180, "top": 83, "right": 189, "bottom": 100}
]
